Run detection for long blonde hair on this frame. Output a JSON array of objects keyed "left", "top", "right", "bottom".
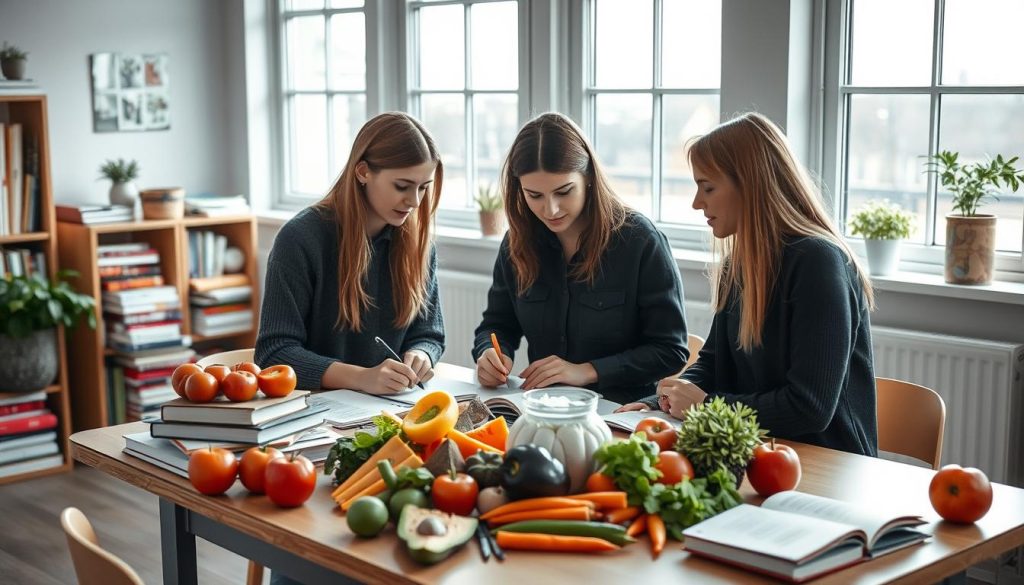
[
  {"left": 316, "top": 112, "right": 443, "bottom": 332},
  {"left": 689, "top": 112, "right": 874, "bottom": 351}
]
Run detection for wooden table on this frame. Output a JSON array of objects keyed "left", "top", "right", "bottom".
[{"left": 71, "top": 367, "right": 1024, "bottom": 584}]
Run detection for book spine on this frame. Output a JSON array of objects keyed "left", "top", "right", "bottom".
[
  {"left": 0, "top": 412, "right": 58, "bottom": 436},
  {"left": 102, "top": 275, "right": 165, "bottom": 292},
  {"left": 0, "top": 401, "right": 44, "bottom": 417}
]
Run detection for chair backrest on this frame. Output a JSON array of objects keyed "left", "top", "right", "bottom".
[
  {"left": 61, "top": 507, "right": 145, "bottom": 585},
  {"left": 684, "top": 333, "right": 706, "bottom": 371},
  {"left": 197, "top": 348, "right": 255, "bottom": 369},
  {"left": 876, "top": 377, "right": 946, "bottom": 469}
]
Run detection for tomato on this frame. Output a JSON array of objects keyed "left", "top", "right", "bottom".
[
  {"left": 233, "top": 362, "right": 262, "bottom": 376},
  {"left": 265, "top": 453, "right": 317, "bottom": 508},
  {"left": 184, "top": 372, "right": 219, "bottom": 403},
  {"left": 204, "top": 364, "right": 231, "bottom": 384},
  {"left": 171, "top": 363, "right": 203, "bottom": 398},
  {"left": 636, "top": 417, "right": 677, "bottom": 452},
  {"left": 655, "top": 451, "right": 694, "bottom": 485},
  {"left": 238, "top": 446, "right": 283, "bottom": 494},
  {"left": 188, "top": 447, "right": 238, "bottom": 495},
  {"left": 585, "top": 471, "right": 617, "bottom": 492},
  {"left": 929, "top": 464, "right": 993, "bottom": 524},
  {"left": 432, "top": 472, "right": 479, "bottom": 516},
  {"left": 747, "top": 439, "right": 802, "bottom": 497},
  {"left": 222, "top": 371, "right": 259, "bottom": 402},
  {"left": 257, "top": 365, "right": 297, "bottom": 398}
]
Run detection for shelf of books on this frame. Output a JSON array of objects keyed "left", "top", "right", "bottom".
[
  {"left": 57, "top": 214, "right": 259, "bottom": 431},
  {"left": 0, "top": 93, "right": 74, "bottom": 484}
]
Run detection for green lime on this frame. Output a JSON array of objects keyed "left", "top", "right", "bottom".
[
  {"left": 389, "top": 488, "right": 430, "bottom": 523},
  {"left": 346, "top": 496, "right": 389, "bottom": 537}
]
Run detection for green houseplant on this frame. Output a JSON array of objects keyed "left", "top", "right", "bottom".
[
  {"left": 848, "top": 200, "right": 914, "bottom": 277},
  {"left": 0, "top": 271, "right": 96, "bottom": 392},
  {"left": 0, "top": 42, "right": 28, "bottom": 81},
  {"left": 926, "top": 150, "right": 1024, "bottom": 285},
  {"left": 475, "top": 183, "right": 505, "bottom": 237},
  {"left": 674, "top": 396, "right": 767, "bottom": 485},
  {"left": 99, "top": 158, "right": 141, "bottom": 210}
]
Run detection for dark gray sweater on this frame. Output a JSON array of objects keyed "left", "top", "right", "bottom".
[
  {"left": 643, "top": 237, "right": 878, "bottom": 456},
  {"left": 255, "top": 207, "right": 445, "bottom": 389}
]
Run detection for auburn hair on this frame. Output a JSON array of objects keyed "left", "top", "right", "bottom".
[
  {"left": 316, "top": 112, "right": 442, "bottom": 332},
  {"left": 688, "top": 112, "right": 874, "bottom": 351},
  {"left": 501, "top": 112, "right": 627, "bottom": 295}
]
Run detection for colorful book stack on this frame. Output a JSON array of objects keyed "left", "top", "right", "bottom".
[
  {"left": 0, "top": 391, "right": 62, "bottom": 479},
  {"left": 184, "top": 193, "right": 250, "bottom": 217},
  {"left": 109, "top": 347, "right": 196, "bottom": 425},
  {"left": 189, "top": 276, "right": 253, "bottom": 337},
  {"left": 0, "top": 244, "right": 46, "bottom": 278},
  {"left": 0, "top": 121, "right": 43, "bottom": 236},
  {"left": 54, "top": 203, "right": 133, "bottom": 225}
]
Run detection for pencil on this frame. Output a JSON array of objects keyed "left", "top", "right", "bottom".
[{"left": 489, "top": 332, "right": 507, "bottom": 378}]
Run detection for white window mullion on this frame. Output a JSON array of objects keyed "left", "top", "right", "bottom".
[
  {"left": 324, "top": 13, "right": 335, "bottom": 182},
  {"left": 651, "top": 0, "right": 663, "bottom": 222}
]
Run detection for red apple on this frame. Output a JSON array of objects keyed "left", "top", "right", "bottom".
[{"left": 747, "top": 438, "right": 801, "bottom": 497}]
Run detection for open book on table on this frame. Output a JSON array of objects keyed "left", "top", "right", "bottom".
[
  {"left": 601, "top": 409, "right": 679, "bottom": 433},
  {"left": 682, "top": 491, "right": 929, "bottom": 583}
]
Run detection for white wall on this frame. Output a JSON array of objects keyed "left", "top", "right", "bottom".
[{"left": 0, "top": 0, "right": 249, "bottom": 204}]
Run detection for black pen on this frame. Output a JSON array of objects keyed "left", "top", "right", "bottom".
[{"left": 374, "top": 336, "right": 425, "bottom": 390}]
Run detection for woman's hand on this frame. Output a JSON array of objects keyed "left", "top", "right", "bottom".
[
  {"left": 476, "top": 347, "right": 513, "bottom": 387},
  {"left": 357, "top": 359, "right": 419, "bottom": 394},
  {"left": 656, "top": 377, "right": 707, "bottom": 419},
  {"left": 614, "top": 402, "right": 651, "bottom": 413},
  {"left": 520, "top": 356, "right": 598, "bottom": 390},
  {"left": 403, "top": 349, "right": 434, "bottom": 384}
]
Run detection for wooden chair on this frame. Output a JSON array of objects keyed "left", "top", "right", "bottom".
[
  {"left": 876, "top": 377, "right": 946, "bottom": 469},
  {"left": 685, "top": 333, "right": 706, "bottom": 371},
  {"left": 61, "top": 507, "right": 144, "bottom": 585}
]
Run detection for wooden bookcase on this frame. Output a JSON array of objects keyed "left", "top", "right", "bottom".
[
  {"left": 57, "top": 215, "right": 259, "bottom": 431},
  {"left": 0, "top": 94, "right": 74, "bottom": 484}
]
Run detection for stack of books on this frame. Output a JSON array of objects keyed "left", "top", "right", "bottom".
[
  {"left": 0, "top": 244, "right": 46, "bottom": 278},
  {"left": 0, "top": 391, "right": 62, "bottom": 479},
  {"left": 189, "top": 279, "right": 253, "bottom": 337},
  {"left": 122, "top": 365, "right": 180, "bottom": 422},
  {"left": 99, "top": 243, "right": 185, "bottom": 354},
  {"left": 184, "top": 193, "right": 250, "bottom": 217},
  {"left": 55, "top": 203, "right": 133, "bottom": 225}
]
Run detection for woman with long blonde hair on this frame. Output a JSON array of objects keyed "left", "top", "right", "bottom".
[
  {"left": 255, "top": 112, "right": 445, "bottom": 393},
  {"left": 619, "top": 112, "right": 878, "bottom": 456}
]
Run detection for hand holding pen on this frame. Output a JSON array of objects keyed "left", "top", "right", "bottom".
[
  {"left": 476, "top": 332, "right": 513, "bottom": 388},
  {"left": 374, "top": 336, "right": 426, "bottom": 391}
]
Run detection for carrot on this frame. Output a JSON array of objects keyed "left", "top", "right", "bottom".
[
  {"left": 647, "top": 514, "right": 666, "bottom": 559},
  {"left": 487, "top": 506, "right": 593, "bottom": 526},
  {"left": 332, "top": 453, "right": 421, "bottom": 503},
  {"left": 330, "top": 436, "right": 414, "bottom": 497},
  {"left": 626, "top": 514, "right": 648, "bottom": 537},
  {"left": 339, "top": 478, "right": 386, "bottom": 511},
  {"left": 479, "top": 497, "right": 595, "bottom": 521},
  {"left": 495, "top": 531, "right": 619, "bottom": 553},
  {"left": 604, "top": 506, "right": 641, "bottom": 524},
  {"left": 568, "top": 491, "right": 628, "bottom": 510}
]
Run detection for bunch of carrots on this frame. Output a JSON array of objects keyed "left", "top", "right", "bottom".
[{"left": 626, "top": 513, "right": 666, "bottom": 559}]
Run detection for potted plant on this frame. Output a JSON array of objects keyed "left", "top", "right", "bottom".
[
  {"left": 674, "top": 396, "right": 766, "bottom": 485},
  {"left": 0, "top": 42, "right": 28, "bottom": 81},
  {"left": 848, "top": 200, "right": 914, "bottom": 276},
  {"left": 0, "top": 271, "right": 96, "bottom": 392},
  {"left": 475, "top": 183, "right": 505, "bottom": 237},
  {"left": 926, "top": 150, "right": 1024, "bottom": 285},
  {"left": 99, "top": 158, "right": 140, "bottom": 210}
]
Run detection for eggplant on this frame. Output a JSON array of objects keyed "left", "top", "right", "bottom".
[{"left": 499, "top": 444, "right": 570, "bottom": 500}]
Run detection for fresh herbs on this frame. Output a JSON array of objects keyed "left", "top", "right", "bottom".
[
  {"left": 324, "top": 414, "right": 403, "bottom": 484},
  {"left": 592, "top": 432, "right": 662, "bottom": 506}
]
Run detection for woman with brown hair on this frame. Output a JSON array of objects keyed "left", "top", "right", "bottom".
[
  {"left": 473, "top": 112, "right": 689, "bottom": 405},
  {"left": 255, "top": 112, "right": 445, "bottom": 393},
  {"left": 620, "top": 112, "right": 878, "bottom": 456}
]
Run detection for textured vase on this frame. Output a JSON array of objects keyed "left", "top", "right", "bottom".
[
  {"left": 863, "top": 239, "right": 902, "bottom": 276},
  {"left": 0, "top": 328, "right": 58, "bottom": 392},
  {"left": 1, "top": 58, "right": 26, "bottom": 80},
  {"left": 945, "top": 214, "right": 996, "bottom": 285},
  {"left": 109, "top": 181, "right": 139, "bottom": 208},
  {"left": 479, "top": 210, "right": 506, "bottom": 237}
]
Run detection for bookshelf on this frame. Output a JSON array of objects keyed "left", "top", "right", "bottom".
[
  {"left": 0, "top": 94, "right": 74, "bottom": 484},
  {"left": 57, "top": 215, "right": 259, "bottom": 431}
]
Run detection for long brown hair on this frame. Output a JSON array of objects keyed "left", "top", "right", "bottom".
[
  {"left": 689, "top": 112, "right": 874, "bottom": 351},
  {"left": 316, "top": 112, "right": 443, "bottom": 332},
  {"left": 501, "top": 112, "right": 627, "bottom": 294}
]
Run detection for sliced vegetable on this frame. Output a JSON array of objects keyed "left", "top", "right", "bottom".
[
  {"left": 340, "top": 478, "right": 387, "bottom": 511},
  {"left": 494, "top": 520, "right": 635, "bottom": 546},
  {"left": 332, "top": 453, "right": 419, "bottom": 505},
  {"left": 494, "top": 531, "right": 619, "bottom": 553},
  {"left": 330, "top": 436, "right": 415, "bottom": 498},
  {"left": 465, "top": 416, "right": 509, "bottom": 452},
  {"left": 447, "top": 428, "right": 502, "bottom": 459},
  {"left": 402, "top": 391, "right": 459, "bottom": 445},
  {"left": 486, "top": 506, "right": 593, "bottom": 526}
]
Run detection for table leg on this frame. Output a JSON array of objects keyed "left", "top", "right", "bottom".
[{"left": 160, "top": 498, "right": 198, "bottom": 585}]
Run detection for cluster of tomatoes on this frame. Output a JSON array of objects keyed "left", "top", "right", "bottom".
[
  {"left": 170, "top": 361, "right": 297, "bottom": 403},
  {"left": 188, "top": 445, "right": 317, "bottom": 507}
]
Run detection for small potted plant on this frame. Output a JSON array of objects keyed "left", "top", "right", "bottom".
[
  {"left": 475, "top": 183, "right": 505, "bottom": 237},
  {"left": 674, "top": 396, "right": 766, "bottom": 485},
  {"left": 848, "top": 200, "right": 914, "bottom": 276},
  {"left": 99, "top": 158, "right": 140, "bottom": 210},
  {"left": 0, "top": 271, "right": 96, "bottom": 392},
  {"left": 0, "top": 42, "right": 28, "bottom": 81},
  {"left": 926, "top": 150, "right": 1024, "bottom": 285}
]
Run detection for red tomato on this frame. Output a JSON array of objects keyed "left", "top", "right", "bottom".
[
  {"left": 257, "top": 365, "right": 297, "bottom": 398},
  {"left": 747, "top": 440, "right": 802, "bottom": 497},
  {"left": 929, "top": 464, "right": 993, "bottom": 524},
  {"left": 585, "top": 471, "right": 617, "bottom": 492},
  {"left": 655, "top": 451, "right": 694, "bottom": 485},
  {"left": 265, "top": 454, "right": 317, "bottom": 508},
  {"left": 184, "top": 372, "right": 219, "bottom": 403},
  {"left": 171, "top": 363, "right": 203, "bottom": 398},
  {"left": 233, "top": 362, "right": 262, "bottom": 376},
  {"left": 239, "top": 446, "right": 283, "bottom": 494},
  {"left": 635, "top": 417, "right": 677, "bottom": 452},
  {"left": 188, "top": 447, "right": 238, "bottom": 495},
  {"left": 204, "top": 364, "right": 231, "bottom": 384},
  {"left": 222, "top": 371, "right": 259, "bottom": 402},
  {"left": 432, "top": 472, "right": 479, "bottom": 516}
]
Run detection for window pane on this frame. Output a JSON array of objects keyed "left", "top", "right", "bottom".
[
  {"left": 660, "top": 95, "right": 720, "bottom": 224},
  {"left": 661, "top": 0, "right": 720, "bottom": 88},
  {"left": 331, "top": 94, "right": 367, "bottom": 180},
  {"left": 942, "top": 0, "right": 1024, "bottom": 86},
  {"left": 287, "top": 16, "right": 326, "bottom": 90},
  {"left": 845, "top": 94, "right": 931, "bottom": 244},
  {"left": 418, "top": 5, "right": 465, "bottom": 90},
  {"left": 937, "top": 94, "right": 1024, "bottom": 253},
  {"left": 594, "top": 0, "right": 653, "bottom": 89},
  {"left": 330, "top": 0, "right": 363, "bottom": 8},
  {"left": 329, "top": 12, "right": 365, "bottom": 90},
  {"left": 849, "top": 0, "right": 932, "bottom": 86},
  {"left": 470, "top": 1, "right": 518, "bottom": 90},
  {"left": 288, "top": 0, "right": 323, "bottom": 9},
  {"left": 290, "top": 95, "right": 329, "bottom": 196},
  {"left": 595, "top": 94, "right": 652, "bottom": 216},
  {"left": 421, "top": 94, "right": 467, "bottom": 209},
  {"left": 474, "top": 94, "right": 518, "bottom": 191}
]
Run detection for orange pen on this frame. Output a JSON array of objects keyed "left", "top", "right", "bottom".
[{"left": 489, "top": 332, "right": 508, "bottom": 378}]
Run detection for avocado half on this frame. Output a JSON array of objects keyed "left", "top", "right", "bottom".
[{"left": 396, "top": 505, "right": 479, "bottom": 565}]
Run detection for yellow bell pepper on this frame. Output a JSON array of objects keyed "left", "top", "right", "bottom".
[{"left": 402, "top": 391, "right": 458, "bottom": 445}]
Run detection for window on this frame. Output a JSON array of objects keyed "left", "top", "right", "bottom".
[
  {"left": 584, "top": 0, "right": 721, "bottom": 228},
  {"left": 835, "top": 0, "right": 1024, "bottom": 258}
]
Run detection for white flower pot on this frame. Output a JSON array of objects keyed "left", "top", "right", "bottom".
[
  {"left": 109, "top": 181, "right": 139, "bottom": 208},
  {"left": 864, "top": 239, "right": 902, "bottom": 276}
]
